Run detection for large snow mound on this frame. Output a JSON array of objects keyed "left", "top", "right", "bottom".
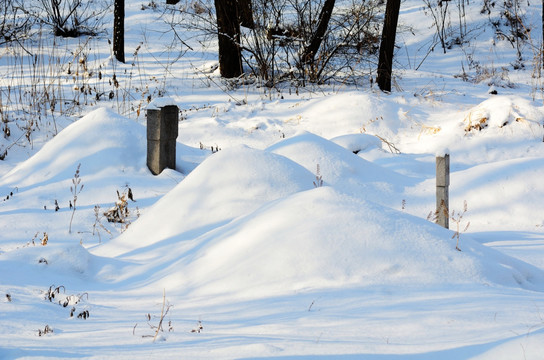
[
  {"left": 155, "top": 187, "right": 544, "bottom": 299},
  {"left": 90, "top": 140, "right": 544, "bottom": 299}
]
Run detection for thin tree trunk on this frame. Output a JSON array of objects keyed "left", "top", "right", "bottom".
[
  {"left": 301, "top": 0, "right": 336, "bottom": 65},
  {"left": 113, "top": 0, "right": 125, "bottom": 63},
  {"left": 215, "top": 0, "right": 242, "bottom": 78},
  {"left": 376, "top": 0, "right": 401, "bottom": 92}
]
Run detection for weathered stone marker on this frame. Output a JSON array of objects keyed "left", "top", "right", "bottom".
[
  {"left": 147, "top": 105, "right": 178, "bottom": 175},
  {"left": 436, "top": 154, "right": 450, "bottom": 228}
]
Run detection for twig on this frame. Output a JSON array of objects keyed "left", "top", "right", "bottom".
[
  {"left": 69, "top": 163, "right": 83, "bottom": 233},
  {"left": 375, "top": 134, "right": 401, "bottom": 154},
  {"left": 153, "top": 289, "right": 166, "bottom": 342}
]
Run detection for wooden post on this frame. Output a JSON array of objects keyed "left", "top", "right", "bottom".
[
  {"left": 147, "top": 105, "right": 178, "bottom": 175},
  {"left": 436, "top": 154, "right": 450, "bottom": 228}
]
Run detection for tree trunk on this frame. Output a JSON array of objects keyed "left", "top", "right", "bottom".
[
  {"left": 238, "top": 0, "right": 254, "bottom": 29},
  {"left": 302, "top": 0, "right": 336, "bottom": 65},
  {"left": 376, "top": 0, "right": 401, "bottom": 92},
  {"left": 215, "top": 0, "right": 242, "bottom": 78},
  {"left": 113, "top": 0, "right": 125, "bottom": 63}
]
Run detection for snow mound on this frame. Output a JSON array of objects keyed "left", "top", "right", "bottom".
[
  {"left": 0, "top": 243, "right": 97, "bottom": 285},
  {"left": 94, "top": 145, "right": 315, "bottom": 258},
  {"left": 298, "top": 91, "right": 403, "bottom": 140},
  {"left": 90, "top": 137, "right": 544, "bottom": 297},
  {"left": 463, "top": 96, "right": 544, "bottom": 133},
  {"left": 0, "top": 107, "right": 146, "bottom": 188},
  {"left": 267, "top": 132, "right": 411, "bottom": 199},
  {"left": 153, "top": 187, "right": 544, "bottom": 299},
  {"left": 450, "top": 156, "right": 544, "bottom": 231}
]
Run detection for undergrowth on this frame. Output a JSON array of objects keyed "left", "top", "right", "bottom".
[
  {"left": 428, "top": 200, "right": 470, "bottom": 251},
  {"left": 43, "top": 284, "right": 91, "bottom": 320},
  {"left": 133, "top": 289, "right": 174, "bottom": 342}
]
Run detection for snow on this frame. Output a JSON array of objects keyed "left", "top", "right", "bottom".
[
  {"left": 147, "top": 97, "right": 178, "bottom": 110},
  {"left": 1, "top": 0, "right": 544, "bottom": 359}
]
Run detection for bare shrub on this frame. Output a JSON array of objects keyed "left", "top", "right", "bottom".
[
  {"left": 482, "top": 0, "right": 530, "bottom": 66},
  {"left": 37, "top": 325, "right": 53, "bottom": 336},
  {"left": 451, "top": 200, "right": 470, "bottom": 251},
  {"left": 0, "top": 0, "right": 37, "bottom": 46},
  {"left": 313, "top": 164, "right": 323, "bottom": 188},
  {"left": 134, "top": 290, "right": 174, "bottom": 342},
  {"left": 241, "top": 0, "right": 383, "bottom": 85},
  {"left": 103, "top": 187, "right": 136, "bottom": 232},
  {"left": 165, "top": 0, "right": 383, "bottom": 86},
  {"left": 69, "top": 164, "right": 84, "bottom": 234},
  {"left": 422, "top": 0, "right": 451, "bottom": 54},
  {"left": 36, "top": 0, "right": 110, "bottom": 37}
]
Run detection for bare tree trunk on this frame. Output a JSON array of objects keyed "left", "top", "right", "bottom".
[
  {"left": 302, "top": 0, "right": 336, "bottom": 65},
  {"left": 215, "top": 0, "right": 242, "bottom": 78},
  {"left": 113, "top": 0, "right": 125, "bottom": 63},
  {"left": 376, "top": 0, "right": 400, "bottom": 92},
  {"left": 238, "top": 0, "right": 254, "bottom": 29}
]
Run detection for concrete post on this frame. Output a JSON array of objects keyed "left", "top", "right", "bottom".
[
  {"left": 147, "top": 105, "right": 178, "bottom": 175},
  {"left": 436, "top": 154, "right": 450, "bottom": 229}
]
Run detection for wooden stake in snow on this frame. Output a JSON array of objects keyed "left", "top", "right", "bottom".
[
  {"left": 147, "top": 105, "right": 178, "bottom": 175},
  {"left": 436, "top": 154, "right": 450, "bottom": 229}
]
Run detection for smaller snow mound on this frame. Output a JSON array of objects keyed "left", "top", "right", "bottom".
[
  {"left": 0, "top": 107, "right": 146, "bottom": 188},
  {"left": 94, "top": 145, "right": 315, "bottom": 258},
  {"left": 0, "top": 243, "right": 97, "bottom": 285},
  {"left": 449, "top": 156, "right": 544, "bottom": 232},
  {"left": 267, "top": 132, "right": 410, "bottom": 200},
  {"left": 299, "top": 91, "right": 403, "bottom": 140},
  {"left": 463, "top": 96, "right": 543, "bottom": 134}
]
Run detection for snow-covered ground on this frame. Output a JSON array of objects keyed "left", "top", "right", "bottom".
[{"left": 1, "top": 0, "right": 544, "bottom": 359}]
